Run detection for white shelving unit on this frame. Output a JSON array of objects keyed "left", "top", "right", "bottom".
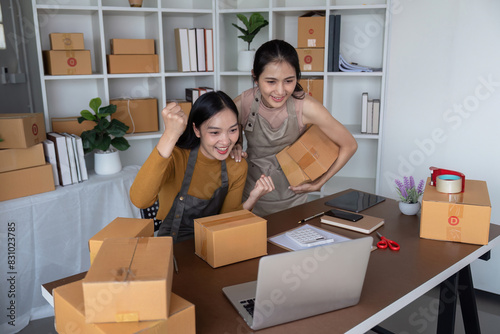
[{"left": 32, "top": 0, "right": 390, "bottom": 195}]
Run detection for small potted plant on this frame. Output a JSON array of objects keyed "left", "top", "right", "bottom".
[
  {"left": 78, "top": 97, "right": 130, "bottom": 175},
  {"left": 232, "top": 12, "right": 269, "bottom": 71},
  {"left": 395, "top": 176, "right": 425, "bottom": 215}
]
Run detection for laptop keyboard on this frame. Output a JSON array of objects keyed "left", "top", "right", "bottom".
[{"left": 240, "top": 298, "right": 255, "bottom": 316}]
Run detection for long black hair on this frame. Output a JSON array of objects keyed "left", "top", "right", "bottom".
[
  {"left": 176, "top": 91, "right": 239, "bottom": 149},
  {"left": 252, "top": 39, "right": 305, "bottom": 99}
]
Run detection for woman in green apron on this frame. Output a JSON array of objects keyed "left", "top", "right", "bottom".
[
  {"left": 131, "top": 91, "right": 274, "bottom": 243},
  {"left": 231, "top": 40, "right": 358, "bottom": 216}
]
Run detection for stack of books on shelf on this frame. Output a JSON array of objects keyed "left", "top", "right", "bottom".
[
  {"left": 339, "top": 54, "right": 381, "bottom": 73},
  {"left": 361, "top": 92, "right": 380, "bottom": 134},
  {"left": 185, "top": 86, "right": 214, "bottom": 104},
  {"left": 175, "top": 28, "right": 214, "bottom": 72},
  {"left": 46, "top": 132, "right": 88, "bottom": 186}
]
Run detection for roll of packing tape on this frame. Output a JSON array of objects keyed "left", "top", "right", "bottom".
[{"left": 436, "top": 174, "right": 462, "bottom": 193}]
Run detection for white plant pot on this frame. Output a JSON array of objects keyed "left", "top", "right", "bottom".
[
  {"left": 94, "top": 149, "right": 122, "bottom": 175},
  {"left": 238, "top": 50, "right": 255, "bottom": 72},
  {"left": 398, "top": 201, "right": 421, "bottom": 215}
]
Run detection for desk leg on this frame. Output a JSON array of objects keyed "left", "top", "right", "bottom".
[{"left": 437, "top": 265, "right": 481, "bottom": 334}]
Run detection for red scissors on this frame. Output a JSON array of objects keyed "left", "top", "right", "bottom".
[{"left": 376, "top": 232, "right": 400, "bottom": 251}]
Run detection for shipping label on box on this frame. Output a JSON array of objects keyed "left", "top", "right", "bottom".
[
  {"left": 50, "top": 33, "right": 85, "bottom": 50},
  {"left": 0, "top": 143, "right": 46, "bottom": 173},
  {"left": 0, "top": 163, "right": 55, "bottom": 201},
  {"left": 0, "top": 113, "right": 47, "bottom": 149},
  {"left": 88, "top": 217, "right": 154, "bottom": 264},
  {"left": 296, "top": 48, "right": 324, "bottom": 72},
  {"left": 111, "top": 39, "right": 156, "bottom": 55},
  {"left": 83, "top": 237, "right": 173, "bottom": 323},
  {"left": 54, "top": 280, "right": 196, "bottom": 334},
  {"left": 298, "top": 13, "right": 326, "bottom": 48},
  {"left": 194, "top": 210, "right": 267, "bottom": 268},
  {"left": 107, "top": 54, "right": 159, "bottom": 74},
  {"left": 110, "top": 98, "right": 159, "bottom": 133},
  {"left": 43, "top": 50, "right": 92, "bottom": 75},
  {"left": 420, "top": 178, "right": 491, "bottom": 245},
  {"left": 299, "top": 78, "right": 324, "bottom": 103},
  {"left": 51, "top": 117, "right": 96, "bottom": 136}
]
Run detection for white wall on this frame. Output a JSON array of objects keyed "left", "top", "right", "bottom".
[{"left": 380, "top": 0, "right": 500, "bottom": 293}]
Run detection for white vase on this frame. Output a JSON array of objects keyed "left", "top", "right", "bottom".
[
  {"left": 94, "top": 149, "right": 122, "bottom": 175},
  {"left": 237, "top": 50, "right": 255, "bottom": 72},
  {"left": 399, "top": 201, "right": 421, "bottom": 215}
]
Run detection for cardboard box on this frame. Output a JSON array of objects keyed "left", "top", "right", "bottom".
[
  {"left": 0, "top": 113, "right": 47, "bottom": 149},
  {"left": 43, "top": 50, "right": 92, "bottom": 75},
  {"left": 420, "top": 178, "right": 491, "bottom": 245},
  {"left": 107, "top": 55, "right": 159, "bottom": 74},
  {"left": 0, "top": 163, "right": 55, "bottom": 201},
  {"left": 110, "top": 98, "right": 159, "bottom": 134},
  {"left": 297, "top": 12, "right": 325, "bottom": 48},
  {"left": 88, "top": 217, "right": 154, "bottom": 265},
  {"left": 299, "top": 77, "right": 324, "bottom": 103},
  {"left": 194, "top": 210, "right": 267, "bottom": 268},
  {"left": 277, "top": 125, "right": 339, "bottom": 186},
  {"left": 54, "top": 280, "right": 196, "bottom": 334},
  {"left": 0, "top": 143, "right": 46, "bottom": 173},
  {"left": 296, "top": 48, "right": 324, "bottom": 72},
  {"left": 83, "top": 237, "right": 173, "bottom": 323},
  {"left": 111, "top": 39, "right": 155, "bottom": 55},
  {"left": 167, "top": 99, "right": 192, "bottom": 116},
  {"left": 50, "top": 33, "right": 85, "bottom": 50},
  {"left": 51, "top": 117, "right": 96, "bottom": 136}
]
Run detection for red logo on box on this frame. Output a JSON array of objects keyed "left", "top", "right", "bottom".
[
  {"left": 67, "top": 58, "right": 77, "bottom": 67},
  {"left": 32, "top": 123, "right": 38, "bottom": 135},
  {"left": 448, "top": 216, "right": 459, "bottom": 226},
  {"left": 304, "top": 55, "right": 312, "bottom": 64},
  {"left": 309, "top": 28, "right": 314, "bottom": 35}
]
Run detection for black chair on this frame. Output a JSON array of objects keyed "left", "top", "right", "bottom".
[{"left": 140, "top": 200, "right": 162, "bottom": 232}]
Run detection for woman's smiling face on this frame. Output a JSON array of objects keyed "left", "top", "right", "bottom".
[
  {"left": 193, "top": 107, "right": 239, "bottom": 160},
  {"left": 255, "top": 61, "right": 297, "bottom": 109}
]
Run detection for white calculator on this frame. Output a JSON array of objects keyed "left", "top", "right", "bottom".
[{"left": 285, "top": 228, "right": 334, "bottom": 248}]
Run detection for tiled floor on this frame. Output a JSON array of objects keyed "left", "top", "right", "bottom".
[{"left": 18, "top": 287, "right": 500, "bottom": 334}]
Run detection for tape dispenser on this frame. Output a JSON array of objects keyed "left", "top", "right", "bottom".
[{"left": 429, "top": 166, "right": 465, "bottom": 193}]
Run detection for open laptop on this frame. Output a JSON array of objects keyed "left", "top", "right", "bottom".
[{"left": 222, "top": 236, "right": 373, "bottom": 330}]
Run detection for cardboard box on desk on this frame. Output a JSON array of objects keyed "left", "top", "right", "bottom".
[
  {"left": 88, "top": 217, "right": 154, "bottom": 264},
  {"left": 83, "top": 237, "right": 173, "bottom": 323},
  {"left": 0, "top": 113, "right": 46, "bottom": 149},
  {"left": 51, "top": 117, "right": 96, "bottom": 136},
  {"left": 0, "top": 163, "right": 55, "bottom": 201},
  {"left": 43, "top": 50, "right": 92, "bottom": 75},
  {"left": 296, "top": 48, "right": 324, "bottom": 72},
  {"left": 54, "top": 280, "right": 195, "bottom": 334},
  {"left": 277, "top": 125, "right": 339, "bottom": 186},
  {"left": 50, "top": 33, "right": 85, "bottom": 50},
  {"left": 297, "top": 12, "right": 325, "bottom": 48},
  {"left": 107, "top": 55, "right": 159, "bottom": 74},
  {"left": 194, "top": 210, "right": 267, "bottom": 268},
  {"left": 110, "top": 98, "right": 159, "bottom": 134},
  {"left": 0, "top": 143, "right": 46, "bottom": 173},
  {"left": 420, "top": 178, "right": 491, "bottom": 245},
  {"left": 111, "top": 39, "right": 155, "bottom": 55}
]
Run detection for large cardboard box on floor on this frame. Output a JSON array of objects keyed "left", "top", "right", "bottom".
[
  {"left": 277, "top": 125, "right": 339, "bottom": 186},
  {"left": 194, "top": 210, "right": 267, "bottom": 268},
  {"left": 420, "top": 178, "right": 491, "bottom": 245},
  {"left": 111, "top": 39, "right": 155, "bottom": 55},
  {"left": 88, "top": 217, "right": 154, "bottom": 264},
  {"left": 54, "top": 280, "right": 196, "bottom": 334},
  {"left": 50, "top": 33, "right": 85, "bottom": 50},
  {"left": 107, "top": 54, "right": 159, "bottom": 74},
  {"left": 296, "top": 48, "right": 324, "bottom": 72},
  {"left": 299, "top": 77, "right": 324, "bottom": 103},
  {"left": 43, "top": 50, "right": 92, "bottom": 75},
  {"left": 298, "top": 12, "right": 325, "bottom": 48},
  {"left": 83, "top": 237, "right": 173, "bottom": 323},
  {"left": 110, "top": 98, "right": 159, "bottom": 133},
  {"left": 0, "top": 113, "right": 46, "bottom": 149},
  {"left": 0, "top": 163, "right": 55, "bottom": 201},
  {"left": 0, "top": 143, "right": 46, "bottom": 173},
  {"left": 51, "top": 117, "right": 96, "bottom": 136}
]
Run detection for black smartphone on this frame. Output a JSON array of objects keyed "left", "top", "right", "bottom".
[{"left": 325, "top": 209, "right": 363, "bottom": 222}]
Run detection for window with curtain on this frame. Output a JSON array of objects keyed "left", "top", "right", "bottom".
[{"left": 0, "top": 3, "right": 5, "bottom": 49}]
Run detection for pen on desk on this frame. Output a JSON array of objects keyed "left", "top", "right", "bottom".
[{"left": 298, "top": 212, "right": 325, "bottom": 224}]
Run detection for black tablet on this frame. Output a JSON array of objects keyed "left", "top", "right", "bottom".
[{"left": 325, "top": 190, "right": 386, "bottom": 213}]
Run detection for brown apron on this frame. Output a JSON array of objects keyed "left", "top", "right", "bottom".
[{"left": 243, "top": 90, "right": 307, "bottom": 216}]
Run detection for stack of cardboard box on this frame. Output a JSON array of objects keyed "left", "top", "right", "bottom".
[
  {"left": 53, "top": 217, "right": 196, "bottom": 333},
  {"left": 43, "top": 33, "right": 92, "bottom": 75},
  {"left": 107, "top": 39, "right": 159, "bottom": 74},
  {"left": 0, "top": 113, "right": 55, "bottom": 201},
  {"left": 296, "top": 12, "right": 325, "bottom": 72}
]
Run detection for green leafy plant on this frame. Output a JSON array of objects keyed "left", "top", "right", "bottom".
[
  {"left": 232, "top": 13, "right": 269, "bottom": 51},
  {"left": 78, "top": 97, "right": 130, "bottom": 154}
]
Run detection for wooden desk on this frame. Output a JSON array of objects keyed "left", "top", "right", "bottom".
[{"left": 171, "top": 189, "right": 500, "bottom": 334}]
